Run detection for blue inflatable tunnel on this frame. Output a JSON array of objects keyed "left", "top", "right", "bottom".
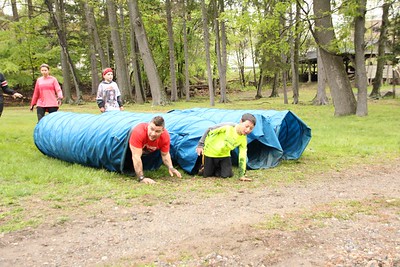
[
  {"left": 33, "top": 111, "right": 160, "bottom": 175},
  {"left": 33, "top": 109, "right": 286, "bottom": 175},
  {"left": 168, "top": 108, "right": 311, "bottom": 161},
  {"left": 34, "top": 111, "right": 218, "bottom": 175}
]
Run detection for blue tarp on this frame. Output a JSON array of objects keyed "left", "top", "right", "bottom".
[
  {"left": 34, "top": 109, "right": 310, "bottom": 175},
  {"left": 34, "top": 111, "right": 224, "bottom": 174}
]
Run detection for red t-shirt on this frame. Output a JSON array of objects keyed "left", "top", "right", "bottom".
[{"left": 129, "top": 123, "right": 170, "bottom": 154}]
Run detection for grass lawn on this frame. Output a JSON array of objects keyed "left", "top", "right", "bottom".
[{"left": 0, "top": 84, "right": 399, "bottom": 233}]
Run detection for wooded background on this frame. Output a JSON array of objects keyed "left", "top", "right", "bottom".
[{"left": 0, "top": 0, "right": 399, "bottom": 116}]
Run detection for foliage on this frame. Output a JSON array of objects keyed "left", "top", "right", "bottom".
[
  {"left": 0, "top": 0, "right": 399, "bottom": 101},
  {"left": 0, "top": 15, "right": 61, "bottom": 87}
]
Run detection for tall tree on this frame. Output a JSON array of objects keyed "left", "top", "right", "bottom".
[
  {"left": 313, "top": 0, "right": 356, "bottom": 116},
  {"left": 26, "top": 0, "right": 33, "bottom": 18},
  {"left": 166, "top": 0, "right": 178, "bottom": 101},
  {"left": 269, "top": 73, "right": 279, "bottom": 97},
  {"left": 201, "top": 0, "right": 214, "bottom": 106},
  {"left": 128, "top": 0, "right": 166, "bottom": 106},
  {"left": 55, "top": 0, "right": 72, "bottom": 103},
  {"left": 127, "top": 3, "right": 145, "bottom": 104},
  {"left": 182, "top": 0, "right": 190, "bottom": 101},
  {"left": 84, "top": 1, "right": 100, "bottom": 95},
  {"left": 354, "top": 0, "right": 368, "bottom": 116},
  {"left": 106, "top": 0, "right": 131, "bottom": 101},
  {"left": 313, "top": 48, "right": 329, "bottom": 105},
  {"left": 10, "top": 0, "right": 19, "bottom": 21},
  {"left": 370, "top": 1, "right": 390, "bottom": 98},
  {"left": 291, "top": 2, "right": 300, "bottom": 104},
  {"left": 44, "top": 0, "right": 81, "bottom": 103},
  {"left": 216, "top": 0, "right": 227, "bottom": 103},
  {"left": 85, "top": 2, "right": 108, "bottom": 70}
]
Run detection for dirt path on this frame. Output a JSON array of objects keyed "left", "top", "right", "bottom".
[{"left": 1, "top": 161, "right": 399, "bottom": 266}]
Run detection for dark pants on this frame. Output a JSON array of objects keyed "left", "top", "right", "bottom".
[
  {"left": 0, "top": 95, "right": 3, "bottom": 117},
  {"left": 37, "top": 106, "right": 59, "bottom": 122},
  {"left": 203, "top": 156, "right": 233, "bottom": 178}
]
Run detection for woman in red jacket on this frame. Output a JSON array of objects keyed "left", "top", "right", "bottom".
[{"left": 30, "top": 64, "right": 63, "bottom": 122}]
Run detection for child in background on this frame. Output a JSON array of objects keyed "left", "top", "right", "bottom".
[{"left": 96, "top": 68, "right": 124, "bottom": 112}]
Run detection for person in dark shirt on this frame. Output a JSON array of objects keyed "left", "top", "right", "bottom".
[{"left": 0, "top": 72, "right": 23, "bottom": 117}]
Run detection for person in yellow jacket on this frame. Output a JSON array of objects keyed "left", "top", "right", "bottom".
[{"left": 196, "top": 113, "right": 256, "bottom": 181}]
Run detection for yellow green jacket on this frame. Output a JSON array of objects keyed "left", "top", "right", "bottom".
[{"left": 198, "top": 123, "right": 247, "bottom": 177}]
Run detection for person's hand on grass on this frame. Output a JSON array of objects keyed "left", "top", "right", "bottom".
[
  {"left": 239, "top": 176, "right": 252, "bottom": 182},
  {"left": 140, "top": 177, "right": 156, "bottom": 184}
]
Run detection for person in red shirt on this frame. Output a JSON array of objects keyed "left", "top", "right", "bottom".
[
  {"left": 129, "top": 116, "right": 182, "bottom": 184},
  {"left": 30, "top": 64, "right": 63, "bottom": 122}
]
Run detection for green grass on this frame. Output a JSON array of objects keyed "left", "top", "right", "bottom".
[{"left": 0, "top": 84, "right": 399, "bottom": 233}]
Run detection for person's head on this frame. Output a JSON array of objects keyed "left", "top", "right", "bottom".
[
  {"left": 237, "top": 113, "right": 256, "bottom": 135},
  {"left": 40, "top": 64, "right": 50, "bottom": 77},
  {"left": 147, "top": 116, "right": 165, "bottom": 141},
  {"left": 102, "top": 68, "right": 113, "bottom": 82}
]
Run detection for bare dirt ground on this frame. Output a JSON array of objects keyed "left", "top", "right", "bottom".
[{"left": 1, "top": 160, "right": 399, "bottom": 267}]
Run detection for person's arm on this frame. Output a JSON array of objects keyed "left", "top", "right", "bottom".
[
  {"left": 237, "top": 139, "right": 251, "bottom": 181},
  {"left": 117, "top": 95, "right": 124, "bottom": 110},
  {"left": 161, "top": 151, "right": 182, "bottom": 178},
  {"left": 30, "top": 80, "right": 40, "bottom": 110},
  {"left": 130, "top": 144, "right": 156, "bottom": 184},
  {"left": 196, "top": 128, "right": 210, "bottom": 155},
  {"left": 0, "top": 74, "right": 22, "bottom": 98},
  {"left": 96, "top": 84, "right": 105, "bottom": 112}
]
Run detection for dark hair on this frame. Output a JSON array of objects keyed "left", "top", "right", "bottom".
[
  {"left": 241, "top": 113, "right": 256, "bottom": 126},
  {"left": 151, "top": 116, "right": 165, "bottom": 127}
]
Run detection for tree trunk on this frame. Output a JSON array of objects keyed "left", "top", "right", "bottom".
[
  {"left": 282, "top": 53, "right": 288, "bottom": 104},
  {"left": 45, "top": 0, "right": 81, "bottom": 103},
  {"left": 291, "top": 3, "right": 300, "bottom": 105},
  {"left": 313, "top": 48, "right": 329, "bottom": 105},
  {"left": 27, "top": 0, "right": 33, "bottom": 19},
  {"left": 128, "top": 0, "right": 166, "bottom": 106},
  {"left": 313, "top": 0, "right": 356, "bottom": 116},
  {"left": 201, "top": 0, "right": 214, "bottom": 106},
  {"left": 85, "top": 2, "right": 107, "bottom": 70},
  {"left": 247, "top": 26, "right": 257, "bottom": 89},
  {"left": 166, "top": 0, "right": 178, "bottom": 101},
  {"left": 282, "top": 69, "right": 288, "bottom": 105},
  {"left": 269, "top": 73, "right": 279, "bottom": 97},
  {"left": 127, "top": 3, "right": 145, "bottom": 104},
  {"left": 11, "top": 0, "right": 19, "bottom": 21},
  {"left": 370, "top": 1, "right": 389, "bottom": 98},
  {"left": 255, "top": 69, "right": 263, "bottom": 99},
  {"left": 60, "top": 49, "right": 73, "bottom": 103},
  {"left": 182, "top": 0, "right": 190, "bottom": 101},
  {"left": 235, "top": 49, "right": 245, "bottom": 87},
  {"left": 84, "top": 2, "right": 100, "bottom": 96},
  {"left": 106, "top": 0, "right": 131, "bottom": 102},
  {"left": 217, "top": 0, "right": 227, "bottom": 103},
  {"left": 119, "top": 4, "right": 129, "bottom": 65},
  {"left": 354, "top": 0, "right": 368, "bottom": 116}
]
